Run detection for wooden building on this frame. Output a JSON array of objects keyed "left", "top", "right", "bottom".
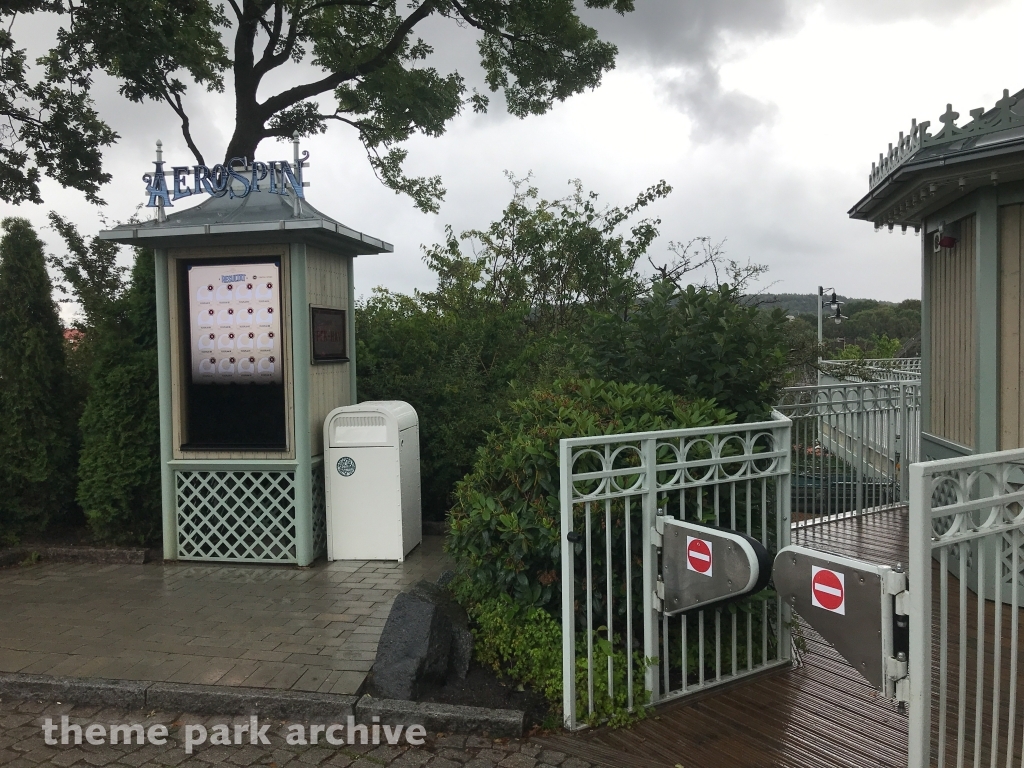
[
  {"left": 101, "top": 185, "right": 392, "bottom": 566},
  {"left": 849, "top": 88, "right": 1024, "bottom": 461}
]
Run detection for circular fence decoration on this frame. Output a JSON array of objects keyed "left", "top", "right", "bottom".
[{"left": 336, "top": 456, "right": 357, "bottom": 477}]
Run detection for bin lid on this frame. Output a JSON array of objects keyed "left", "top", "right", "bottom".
[{"left": 325, "top": 401, "right": 418, "bottom": 447}]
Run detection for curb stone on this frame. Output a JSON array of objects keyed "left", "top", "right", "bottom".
[
  {"left": 0, "top": 546, "right": 147, "bottom": 566},
  {"left": 356, "top": 695, "right": 524, "bottom": 738},
  {"left": 0, "top": 674, "right": 526, "bottom": 736},
  {"left": 0, "top": 674, "right": 148, "bottom": 710},
  {"left": 146, "top": 682, "right": 358, "bottom": 720}
]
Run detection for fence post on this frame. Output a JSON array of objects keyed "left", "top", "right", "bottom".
[
  {"left": 907, "top": 461, "right": 932, "bottom": 768},
  {"left": 559, "top": 438, "right": 577, "bottom": 729},
  {"left": 641, "top": 436, "right": 660, "bottom": 703},
  {"left": 899, "top": 383, "right": 910, "bottom": 503}
]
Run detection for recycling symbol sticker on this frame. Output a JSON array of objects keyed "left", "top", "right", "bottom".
[{"left": 336, "top": 456, "right": 356, "bottom": 477}]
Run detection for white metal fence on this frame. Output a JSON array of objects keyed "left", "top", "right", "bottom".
[
  {"left": 820, "top": 357, "right": 922, "bottom": 383},
  {"left": 559, "top": 414, "right": 792, "bottom": 730},
  {"left": 908, "top": 450, "right": 1024, "bottom": 767},
  {"left": 776, "top": 381, "right": 921, "bottom": 524}
]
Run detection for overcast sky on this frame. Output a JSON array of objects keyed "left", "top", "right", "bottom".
[{"left": 4, "top": 0, "right": 1024, "bottom": 318}]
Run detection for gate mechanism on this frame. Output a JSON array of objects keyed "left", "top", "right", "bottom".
[
  {"left": 773, "top": 545, "right": 910, "bottom": 702},
  {"left": 655, "top": 518, "right": 772, "bottom": 615}
]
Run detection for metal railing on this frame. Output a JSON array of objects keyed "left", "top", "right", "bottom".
[
  {"left": 908, "top": 450, "right": 1024, "bottom": 767},
  {"left": 559, "top": 413, "right": 792, "bottom": 730},
  {"left": 776, "top": 381, "right": 921, "bottom": 525},
  {"left": 820, "top": 357, "right": 922, "bottom": 383}
]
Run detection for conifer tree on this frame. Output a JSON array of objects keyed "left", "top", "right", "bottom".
[
  {"left": 74, "top": 249, "right": 160, "bottom": 545},
  {"left": 0, "top": 217, "right": 75, "bottom": 541}
]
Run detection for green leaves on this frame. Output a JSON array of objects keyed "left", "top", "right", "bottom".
[
  {"left": 444, "top": 378, "right": 731, "bottom": 613},
  {"left": 0, "top": 218, "right": 77, "bottom": 537},
  {"left": 587, "top": 281, "right": 791, "bottom": 423}
]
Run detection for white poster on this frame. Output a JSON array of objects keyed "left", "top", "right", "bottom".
[{"left": 188, "top": 262, "right": 282, "bottom": 385}]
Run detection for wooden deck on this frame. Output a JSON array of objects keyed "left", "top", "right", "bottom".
[{"left": 537, "top": 507, "right": 912, "bottom": 768}]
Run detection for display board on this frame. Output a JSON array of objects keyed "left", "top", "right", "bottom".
[
  {"left": 310, "top": 307, "right": 347, "bottom": 362},
  {"left": 188, "top": 262, "right": 282, "bottom": 384}
]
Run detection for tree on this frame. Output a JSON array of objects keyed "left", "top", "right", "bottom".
[
  {"left": 48, "top": 216, "right": 161, "bottom": 545},
  {"left": 0, "top": 2, "right": 117, "bottom": 204},
  {"left": 0, "top": 217, "right": 76, "bottom": 541},
  {"left": 48, "top": 0, "right": 634, "bottom": 212}
]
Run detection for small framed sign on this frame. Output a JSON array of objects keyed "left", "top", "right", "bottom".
[{"left": 310, "top": 306, "right": 348, "bottom": 363}]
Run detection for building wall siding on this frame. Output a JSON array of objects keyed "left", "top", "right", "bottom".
[
  {"left": 305, "top": 245, "right": 351, "bottom": 456},
  {"left": 999, "top": 204, "right": 1024, "bottom": 449},
  {"left": 929, "top": 215, "right": 976, "bottom": 449}
]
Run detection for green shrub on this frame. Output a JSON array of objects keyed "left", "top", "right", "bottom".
[
  {"left": 75, "top": 250, "right": 160, "bottom": 545},
  {"left": 445, "top": 378, "right": 732, "bottom": 613},
  {"left": 466, "top": 593, "right": 652, "bottom": 727},
  {"left": 587, "top": 281, "right": 790, "bottom": 422},
  {"left": 0, "top": 218, "right": 77, "bottom": 539}
]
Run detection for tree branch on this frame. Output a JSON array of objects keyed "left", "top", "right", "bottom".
[
  {"left": 257, "top": 0, "right": 439, "bottom": 120},
  {"left": 159, "top": 78, "right": 204, "bottom": 165}
]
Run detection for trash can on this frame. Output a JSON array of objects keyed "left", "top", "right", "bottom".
[{"left": 324, "top": 401, "right": 422, "bottom": 561}]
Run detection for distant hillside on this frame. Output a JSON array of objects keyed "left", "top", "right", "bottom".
[{"left": 741, "top": 293, "right": 896, "bottom": 316}]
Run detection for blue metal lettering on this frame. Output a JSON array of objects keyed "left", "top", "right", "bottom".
[
  {"left": 226, "top": 157, "right": 252, "bottom": 199},
  {"left": 143, "top": 161, "right": 171, "bottom": 208},
  {"left": 250, "top": 161, "right": 269, "bottom": 192},
  {"left": 278, "top": 161, "right": 305, "bottom": 199},
  {"left": 171, "top": 167, "right": 192, "bottom": 200}
]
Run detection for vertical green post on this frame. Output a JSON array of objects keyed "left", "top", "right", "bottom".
[
  {"left": 975, "top": 188, "right": 999, "bottom": 453},
  {"left": 290, "top": 243, "right": 314, "bottom": 566},
  {"left": 347, "top": 255, "right": 356, "bottom": 404},
  {"left": 154, "top": 248, "right": 177, "bottom": 560},
  {"left": 920, "top": 230, "right": 932, "bottom": 436}
]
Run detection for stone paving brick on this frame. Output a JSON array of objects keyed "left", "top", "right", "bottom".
[
  {"left": 536, "top": 751, "right": 565, "bottom": 765},
  {"left": 496, "top": 754, "right": 536, "bottom": 768}
]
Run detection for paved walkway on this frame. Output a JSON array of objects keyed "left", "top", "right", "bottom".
[
  {"left": 0, "top": 698, "right": 590, "bottom": 768},
  {"left": 0, "top": 538, "right": 451, "bottom": 697}
]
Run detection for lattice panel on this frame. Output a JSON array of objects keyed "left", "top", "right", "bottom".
[
  {"left": 311, "top": 462, "right": 327, "bottom": 558},
  {"left": 176, "top": 470, "right": 297, "bottom": 563}
]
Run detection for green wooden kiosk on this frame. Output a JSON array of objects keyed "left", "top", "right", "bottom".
[
  {"left": 850, "top": 87, "right": 1024, "bottom": 462},
  {"left": 100, "top": 149, "right": 392, "bottom": 566}
]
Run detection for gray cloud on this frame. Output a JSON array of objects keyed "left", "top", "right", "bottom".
[{"left": 663, "top": 66, "right": 778, "bottom": 142}]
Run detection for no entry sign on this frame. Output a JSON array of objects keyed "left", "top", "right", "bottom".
[
  {"left": 810, "top": 566, "right": 845, "bottom": 614},
  {"left": 686, "top": 536, "right": 713, "bottom": 577}
]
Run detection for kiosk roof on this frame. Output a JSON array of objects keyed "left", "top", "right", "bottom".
[{"left": 100, "top": 187, "right": 393, "bottom": 255}]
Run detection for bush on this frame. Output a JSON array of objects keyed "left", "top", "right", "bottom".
[
  {"left": 0, "top": 218, "right": 77, "bottom": 540},
  {"left": 587, "top": 281, "right": 790, "bottom": 422},
  {"left": 75, "top": 250, "right": 160, "bottom": 545},
  {"left": 445, "top": 378, "right": 731, "bottom": 613},
  {"left": 465, "top": 593, "right": 652, "bottom": 727}
]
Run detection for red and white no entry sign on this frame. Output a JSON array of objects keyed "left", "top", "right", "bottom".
[
  {"left": 810, "top": 566, "right": 845, "bottom": 614},
  {"left": 686, "top": 536, "right": 713, "bottom": 577}
]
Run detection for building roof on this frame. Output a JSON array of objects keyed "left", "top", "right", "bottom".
[
  {"left": 849, "top": 88, "right": 1024, "bottom": 229},
  {"left": 99, "top": 186, "right": 394, "bottom": 255}
]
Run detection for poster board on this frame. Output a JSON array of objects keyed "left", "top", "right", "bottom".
[
  {"left": 187, "top": 262, "right": 282, "bottom": 384},
  {"left": 310, "top": 306, "right": 347, "bottom": 362}
]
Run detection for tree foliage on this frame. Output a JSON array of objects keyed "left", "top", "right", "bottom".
[
  {"left": 15, "top": 0, "right": 636, "bottom": 211},
  {"left": 588, "top": 281, "right": 791, "bottom": 422},
  {"left": 0, "top": 217, "right": 76, "bottom": 541},
  {"left": 0, "top": 2, "right": 116, "bottom": 204},
  {"left": 48, "top": 217, "right": 161, "bottom": 545},
  {"left": 357, "top": 176, "right": 671, "bottom": 519}
]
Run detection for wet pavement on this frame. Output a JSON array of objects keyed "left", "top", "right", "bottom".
[{"left": 0, "top": 538, "right": 451, "bottom": 696}]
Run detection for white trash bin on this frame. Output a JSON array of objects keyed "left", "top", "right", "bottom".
[{"left": 324, "top": 401, "right": 422, "bottom": 561}]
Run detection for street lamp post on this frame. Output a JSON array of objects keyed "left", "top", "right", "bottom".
[{"left": 817, "top": 286, "right": 847, "bottom": 385}]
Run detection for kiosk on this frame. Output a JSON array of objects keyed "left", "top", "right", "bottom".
[{"left": 100, "top": 141, "right": 392, "bottom": 566}]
